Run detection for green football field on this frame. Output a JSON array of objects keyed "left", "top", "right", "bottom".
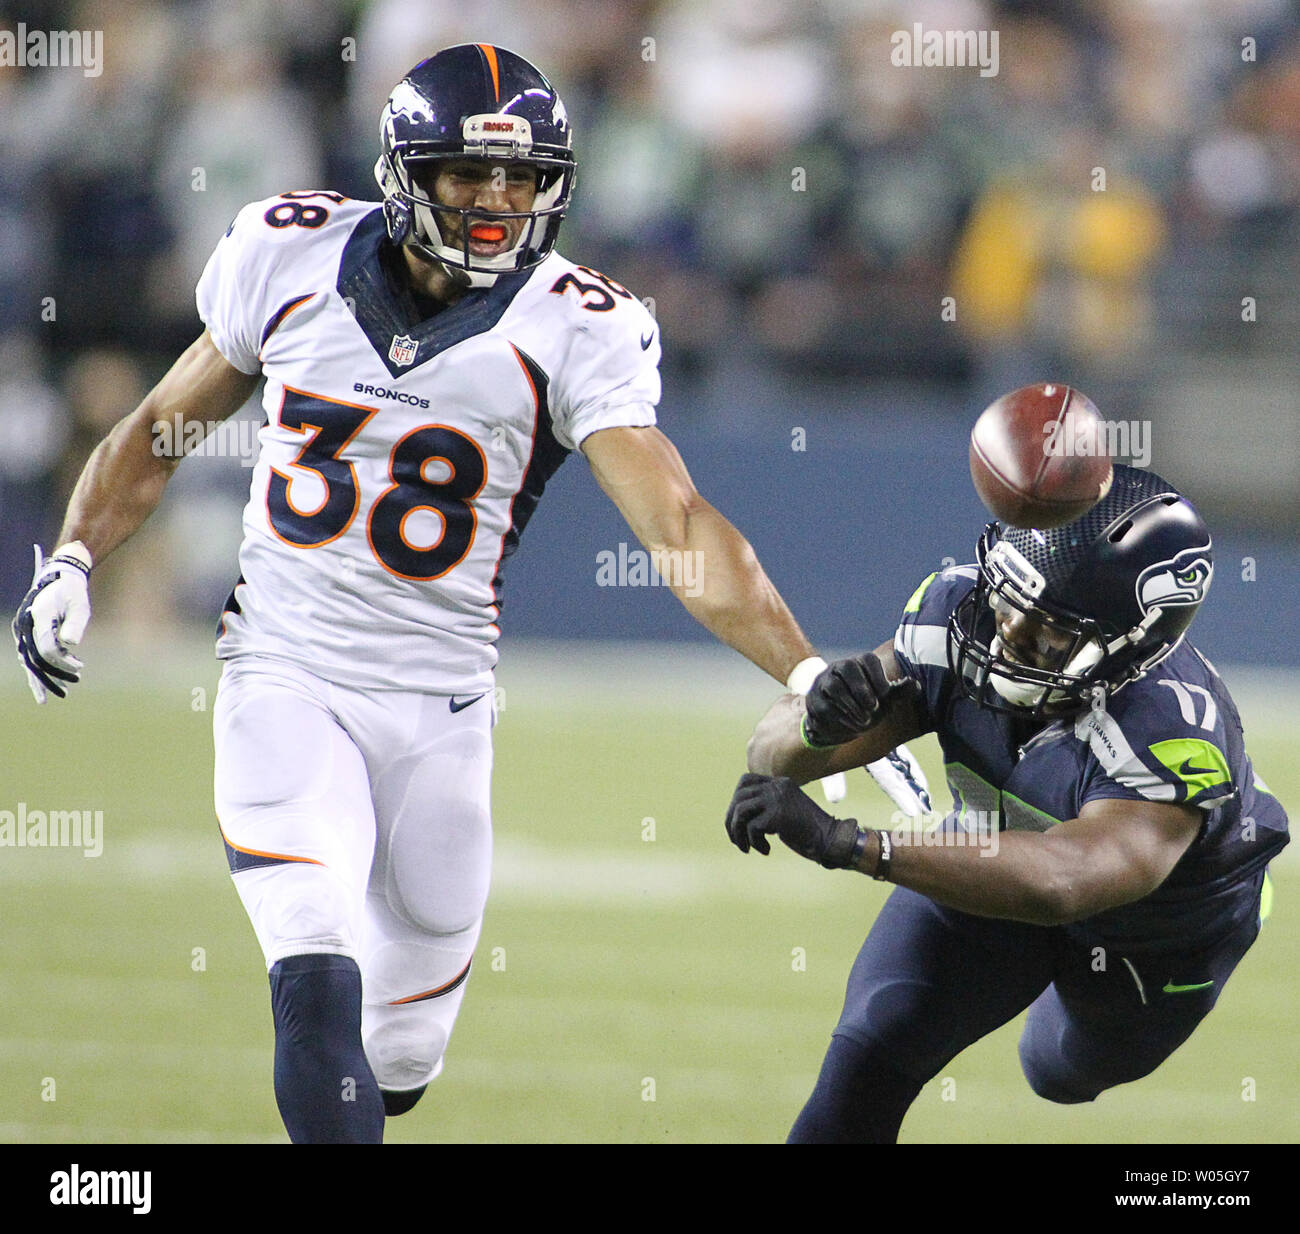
[{"left": 1, "top": 639, "right": 1295, "bottom": 1144}]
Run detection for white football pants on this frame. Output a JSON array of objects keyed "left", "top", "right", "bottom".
[{"left": 213, "top": 655, "right": 494, "bottom": 1092}]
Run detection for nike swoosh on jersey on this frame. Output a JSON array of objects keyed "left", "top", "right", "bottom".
[
  {"left": 1177, "top": 759, "right": 1219, "bottom": 779},
  {"left": 640, "top": 331, "right": 655, "bottom": 350},
  {"left": 1162, "top": 979, "right": 1215, "bottom": 994},
  {"left": 449, "top": 693, "right": 488, "bottom": 713}
]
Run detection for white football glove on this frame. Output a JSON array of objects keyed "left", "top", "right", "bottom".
[
  {"left": 865, "top": 743, "right": 933, "bottom": 819},
  {"left": 11, "top": 542, "right": 93, "bottom": 703}
]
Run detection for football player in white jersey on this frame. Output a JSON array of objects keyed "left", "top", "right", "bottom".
[{"left": 12, "top": 44, "right": 928, "bottom": 1143}]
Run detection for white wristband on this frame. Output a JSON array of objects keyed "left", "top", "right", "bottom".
[
  {"left": 52, "top": 541, "right": 94, "bottom": 572},
  {"left": 786, "top": 656, "right": 829, "bottom": 696}
]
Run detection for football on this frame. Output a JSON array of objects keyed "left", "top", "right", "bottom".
[{"left": 968, "top": 383, "right": 1115, "bottom": 528}]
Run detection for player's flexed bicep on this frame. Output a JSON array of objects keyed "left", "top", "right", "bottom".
[{"left": 12, "top": 330, "right": 258, "bottom": 702}]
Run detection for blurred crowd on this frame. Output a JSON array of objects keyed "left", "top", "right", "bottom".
[{"left": 1, "top": 0, "right": 1298, "bottom": 624}]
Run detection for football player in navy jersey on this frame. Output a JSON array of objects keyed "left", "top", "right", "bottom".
[{"left": 727, "top": 464, "right": 1288, "bottom": 1143}]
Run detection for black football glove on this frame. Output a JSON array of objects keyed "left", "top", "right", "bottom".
[
  {"left": 725, "top": 773, "right": 863, "bottom": 869},
  {"left": 801, "top": 651, "right": 917, "bottom": 749}
]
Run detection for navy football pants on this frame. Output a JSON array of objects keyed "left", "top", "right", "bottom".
[{"left": 789, "top": 881, "right": 1264, "bottom": 1142}]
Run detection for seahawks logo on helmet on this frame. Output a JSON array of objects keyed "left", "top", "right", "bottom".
[{"left": 1136, "top": 546, "right": 1213, "bottom": 614}]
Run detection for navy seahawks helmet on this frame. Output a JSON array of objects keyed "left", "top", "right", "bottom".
[
  {"left": 948, "top": 465, "right": 1214, "bottom": 717},
  {"left": 374, "top": 44, "right": 576, "bottom": 287}
]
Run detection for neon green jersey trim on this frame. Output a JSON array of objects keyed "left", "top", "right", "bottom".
[
  {"left": 1147, "top": 737, "right": 1231, "bottom": 798},
  {"left": 903, "top": 572, "right": 938, "bottom": 615}
]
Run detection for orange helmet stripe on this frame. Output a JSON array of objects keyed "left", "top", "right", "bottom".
[{"left": 478, "top": 43, "right": 501, "bottom": 104}]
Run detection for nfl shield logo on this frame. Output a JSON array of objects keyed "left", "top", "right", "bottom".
[{"left": 388, "top": 333, "right": 418, "bottom": 367}]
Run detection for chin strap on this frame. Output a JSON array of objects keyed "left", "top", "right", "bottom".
[{"left": 1124, "top": 607, "right": 1164, "bottom": 644}]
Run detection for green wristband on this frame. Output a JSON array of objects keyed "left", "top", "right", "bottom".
[{"left": 799, "top": 714, "right": 831, "bottom": 751}]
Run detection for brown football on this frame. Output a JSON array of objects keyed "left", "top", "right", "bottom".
[{"left": 968, "top": 383, "right": 1114, "bottom": 529}]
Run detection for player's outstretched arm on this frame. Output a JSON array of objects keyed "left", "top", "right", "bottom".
[
  {"left": 726, "top": 772, "right": 1202, "bottom": 926},
  {"left": 873, "top": 797, "right": 1202, "bottom": 924},
  {"left": 582, "top": 424, "right": 815, "bottom": 684},
  {"left": 11, "top": 330, "right": 257, "bottom": 702}
]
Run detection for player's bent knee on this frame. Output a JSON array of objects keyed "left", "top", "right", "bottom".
[
  {"left": 1018, "top": 1037, "right": 1098, "bottom": 1105},
  {"left": 1023, "top": 1066, "right": 1096, "bottom": 1105},
  {"left": 391, "top": 897, "right": 484, "bottom": 939},
  {"left": 363, "top": 1005, "right": 451, "bottom": 1091},
  {"left": 387, "top": 811, "right": 491, "bottom": 935}
]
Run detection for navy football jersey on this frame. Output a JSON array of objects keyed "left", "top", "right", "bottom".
[{"left": 893, "top": 566, "right": 1289, "bottom": 953}]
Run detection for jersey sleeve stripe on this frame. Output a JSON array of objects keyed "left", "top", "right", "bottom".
[
  {"left": 1073, "top": 709, "right": 1178, "bottom": 802},
  {"left": 258, "top": 292, "right": 317, "bottom": 355},
  {"left": 896, "top": 623, "right": 949, "bottom": 669},
  {"left": 903, "top": 572, "right": 938, "bottom": 614}
]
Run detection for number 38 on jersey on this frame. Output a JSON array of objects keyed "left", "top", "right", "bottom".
[{"left": 267, "top": 388, "right": 486, "bottom": 582}]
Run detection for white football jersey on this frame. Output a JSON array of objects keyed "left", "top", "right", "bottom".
[{"left": 197, "top": 191, "right": 660, "bottom": 693}]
